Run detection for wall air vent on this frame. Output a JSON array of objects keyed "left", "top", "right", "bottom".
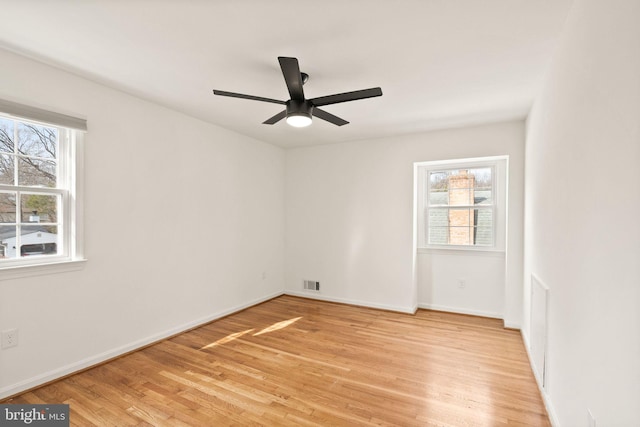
[{"left": 303, "top": 280, "right": 320, "bottom": 291}]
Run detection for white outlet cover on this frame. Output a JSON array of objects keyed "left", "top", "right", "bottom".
[{"left": 1, "top": 329, "right": 18, "bottom": 349}]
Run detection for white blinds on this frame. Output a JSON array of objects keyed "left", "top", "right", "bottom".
[{"left": 0, "top": 98, "right": 87, "bottom": 131}]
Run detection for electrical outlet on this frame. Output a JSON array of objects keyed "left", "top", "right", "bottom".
[
  {"left": 458, "top": 279, "right": 466, "bottom": 289},
  {"left": 1, "top": 329, "right": 18, "bottom": 349},
  {"left": 262, "top": 271, "right": 267, "bottom": 280}
]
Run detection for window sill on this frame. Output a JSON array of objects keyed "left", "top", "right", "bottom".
[
  {"left": 418, "top": 247, "right": 505, "bottom": 257},
  {"left": 0, "top": 258, "right": 87, "bottom": 281}
]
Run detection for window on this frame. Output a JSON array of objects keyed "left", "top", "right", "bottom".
[
  {"left": 0, "top": 99, "right": 85, "bottom": 269},
  {"left": 416, "top": 157, "right": 506, "bottom": 250}
]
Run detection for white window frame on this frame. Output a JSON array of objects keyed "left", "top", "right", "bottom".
[
  {"left": 0, "top": 100, "right": 85, "bottom": 276},
  {"left": 415, "top": 156, "right": 507, "bottom": 252}
]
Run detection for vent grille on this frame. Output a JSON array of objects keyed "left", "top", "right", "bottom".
[
  {"left": 303, "top": 280, "right": 320, "bottom": 291},
  {"left": 530, "top": 275, "right": 548, "bottom": 389}
]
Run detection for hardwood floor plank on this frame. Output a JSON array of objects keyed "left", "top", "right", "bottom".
[{"left": 5, "top": 295, "right": 549, "bottom": 426}]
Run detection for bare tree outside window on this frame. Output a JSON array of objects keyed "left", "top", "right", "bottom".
[{"left": 0, "top": 116, "right": 60, "bottom": 258}]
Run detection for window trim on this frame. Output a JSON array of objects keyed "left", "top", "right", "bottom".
[
  {"left": 0, "top": 99, "right": 87, "bottom": 131},
  {"left": 0, "top": 103, "right": 85, "bottom": 274},
  {"left": 0, "top": 258, "right": 87, "bottom": 281},
  {"left": 415, "top": 156, "right": 507, "bottom": 252}
]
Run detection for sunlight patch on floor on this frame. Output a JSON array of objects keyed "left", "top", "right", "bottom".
[
  {"left": 199, "top": 317, "right": 303, "bottom": 349},
  {"left": 200, "top": 328, "right": 254, "bottom": 350},
  {"left": 253, "top": 317, "right": 302, "bottom": 336}
]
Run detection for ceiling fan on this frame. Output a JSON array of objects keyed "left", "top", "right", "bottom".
[{"left": 213, "top": 57, "right": 383, "bottom": 127}]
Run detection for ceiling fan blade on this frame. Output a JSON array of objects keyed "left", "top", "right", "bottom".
[
  {"left": 312, "top": 108, "right": 349, "bottom": 126},
  {"left": 263, "top": 110, "right": 287, "bottom": 125},
  {"left": 278, "top": 57, "right": 305, "bottom": 101},
  {"left": 310, "top": 87, "right": 383, "bottom": 107},
  {"left": 213, "top": 90, "right": 285, "bottom": 105}
]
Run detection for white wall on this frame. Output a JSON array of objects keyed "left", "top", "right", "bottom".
[
  {"left": 419, "top": 251, "right": 505, "bottom": 318},
  {"left": 285, "top": 121, "right": 524, "bottom": 324},
  {"left": 523, "top": 0, "right": 640, "bottom": 425},
  {"left": 0, "top": 48, "right": 285, "bottom": 398},
  {"left": 416, "top": 157, "right": 509, "bottom": 319}
]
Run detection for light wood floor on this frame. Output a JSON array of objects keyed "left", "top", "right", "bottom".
[{"left": 7, "top": 295, "right": 549, "bottom": 426}]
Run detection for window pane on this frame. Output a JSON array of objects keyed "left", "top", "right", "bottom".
[
  {"left": 449, "top": 226, "right": 473, "bottom": 245},
  {"left": 469, "top": 167, "right": 492, "bottom": 205},
  {"left": 429, "top": 169, "right": 492, "bottom": 206},
  {"left": 0, "top": 154, "right": 15, "bottom": 185},
  {"left": 449, "top": 171, "right": 476, "bottom": 207},
  {"left": 429, "top": 190, "right": 448, "bottom": 205},
  {"left": 448, "top": 207, "right": 473, "bottom": 245},
  {"left": 0, "top": 225, "right": 17, "bottom": 258},
  {"left": 428, "top": 172, "right": 449, "bottom": 205},
  {"left": 474, "top": 208, "right": 493, "bottom": 246},
  {"left": 0, "top": 192, "right": 17, "bottom": 223},
  {"left": 449, "top": 188, "right": 474, "bottom": 205},
  {"left": 17, "top": 157, "right": 56, "bottom": 187},
  {"left": 17, "top": 122, "right": 57, "bottom": 159},
  {"left": 469, "top": 167, "right": 492, "bottom": 189},
  {"left": 474, "top": 189, "right": 492, "bottom": 205},
  {"left": 0, "top": 117, "right": 14, "bottom": 154},
  {"left": 428, "top": 207, "right": 494, "bottom": 246},
  {"left": 21, "top": 193, "right": 58, "bottom": 223},
  {"left": 428, "top": 208, "right": 449, "bottom": 245},
  {"left": 20, "top": 225, "right": 59, "bottom": 257},
  {"left": 429, "top": 171, "right": 448, "bottom": 191},
  {"left": 428, "top": 226, "right": 449, "bottom": 245}
]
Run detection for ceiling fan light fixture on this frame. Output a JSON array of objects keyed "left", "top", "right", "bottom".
[
  {"left": 285, "top": 99, "right": 313, "bottom": 127},
  {"left": 286, "top": 113, "right": 312, "bottom": 127}
]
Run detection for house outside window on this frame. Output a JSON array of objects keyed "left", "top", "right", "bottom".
[
  {"left": 0, "top": 99, "right": 85, "bottom": 270},
  {"left": 416, "top": 156, "right": 507, "bottom": 251}
]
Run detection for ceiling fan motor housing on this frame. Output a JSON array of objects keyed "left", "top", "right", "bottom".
[{"left": 286, "top": 99, "right": 313, "bottom": 119}]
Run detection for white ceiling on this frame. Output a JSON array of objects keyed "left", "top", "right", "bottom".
[{"left": 0, "top": 1, "right": 572, "bottom": 148}]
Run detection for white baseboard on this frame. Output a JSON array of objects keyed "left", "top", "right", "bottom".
[
  {"left": 284, "top": 290, "right": 416, "bottom": 314},
  {"left": 418, "top": 302, "right": 502, "bottom": 319},
  {"left": 521, "top": 330, "right": 560, "bottom": 426},
  {"left": 503, "top": 320, "right": 522, "bottom": 329},
  {"left": 0, "top": 290, "right": 284, "bottom": 400}
]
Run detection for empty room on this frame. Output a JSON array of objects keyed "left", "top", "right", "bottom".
[{"left": 0, "top": 0, "right": 638, "bottom": 426}]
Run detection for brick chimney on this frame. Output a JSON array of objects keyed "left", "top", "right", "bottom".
[{"left": 448, "top": 170, "right": 475, "bottom": 245}]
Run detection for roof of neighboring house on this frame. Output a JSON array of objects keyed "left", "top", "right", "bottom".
[{"left": 0, "top": 226, "right": 53, "bottom": 241}]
